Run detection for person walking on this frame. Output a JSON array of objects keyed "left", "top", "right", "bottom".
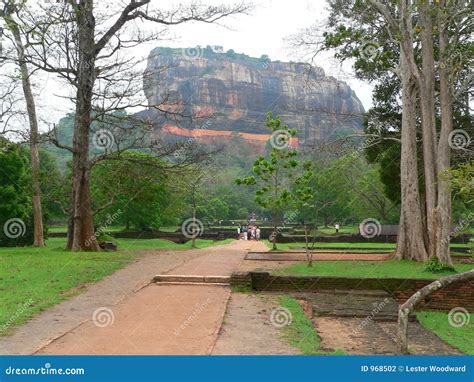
[
  {"left": 243, "top": 225, "right": 248, "bottom": 240},
  {"left": 237, "top": 226, "right": 241, "bottom": 239},
  {"left": 256, "top": 226, "right": 261, "bottom": 241}
]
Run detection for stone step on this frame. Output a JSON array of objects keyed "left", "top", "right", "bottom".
[{"left": 153, "top": 274, "right": 230, "bottom": 285}]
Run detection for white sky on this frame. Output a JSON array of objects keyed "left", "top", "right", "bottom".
[{"left": 23, "top": 0, "right": 374, "bottom": 131}]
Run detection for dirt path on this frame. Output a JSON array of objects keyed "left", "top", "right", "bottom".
[
  {"left": 34, "top": 240, "right": 266, "bottom": 355},
  {"left": 212, "top": 293, "right": 300, "bottom": 355}
]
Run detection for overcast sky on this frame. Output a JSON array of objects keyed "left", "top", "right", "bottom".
[{"left": 31, "top": 0, "right": 373, "bottom": 130}]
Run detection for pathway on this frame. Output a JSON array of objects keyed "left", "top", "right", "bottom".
[{"left": 35, "top": 240, "right": 267, "bottom": 355}]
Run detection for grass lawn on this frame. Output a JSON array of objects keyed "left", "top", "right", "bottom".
[
  {"left": 265, "top": 241, "right": 471, "bottom": 254},
  {"left": 417, "top": 311, "right": 473, "bottom": 354},
  {"left": 274, "top": 260, "right": 473, "bottom": 279},
  {"left": 115, "top": 237, "right": 234, "bottom": 251},
  {"left": 265, "top": 241, "right": 396, "bottom": 251},
  {"left": 279, "top": 296, "right": 345, "bottom": 355},
  {"left": 0, "top": 237, "right": 233, "bottom": 336},
  {"left": 315, "top": 225, "right": 359, "bottom": 235}
]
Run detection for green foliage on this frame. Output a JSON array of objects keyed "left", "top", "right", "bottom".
[
  {"left": 38, "top": 148, "right": 64, "bottom": 221},
  {"left": 236, "top": 113, "right": 301, "bottom": 214},
  {"left": 424, "top": 256, "right": 456, "bottom": 273},
  {"left": 0, "top": 140, "right": 34, "bottom": 247},
  {"left": 449, "top": 161, "right": 474, "bottom": 206},
  {"left": 91, "top": 151, "right": 170, "bottom": 231}
]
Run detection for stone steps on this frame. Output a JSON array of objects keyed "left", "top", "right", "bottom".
[{"left": 153, "top": 274, "right": 230, "bottom": 285}]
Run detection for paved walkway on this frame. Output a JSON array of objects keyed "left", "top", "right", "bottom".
[{"left": 35, "top": 240, "right": 267, "bottom": 355}]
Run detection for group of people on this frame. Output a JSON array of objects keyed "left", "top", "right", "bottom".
[{"left": 237, "top": 225, "right": 261, "bottom": 241}]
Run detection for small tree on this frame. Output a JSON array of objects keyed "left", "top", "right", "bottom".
[
  {"left": 293, "top": 162, "right": 316, "bottom": 266},
  {"left": 236, "top": 113, "right": 306, "bottom": 250}
]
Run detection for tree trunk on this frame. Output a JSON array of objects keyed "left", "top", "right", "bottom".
[
  {"left": 397, "top": 269, "right": 474, "bottom": 353},
  {"left": 272, "top": 210, "right": 277, "bottom": 250},
  {"left": 68, "top": 1, "right": 100, "bottom": 251},
  {"left": 395, "top": 54, "right": 428, "bottom": 261},
  {"left": 10, "top": 21, "right": 44, "bottom": 247},
  {"left": 419, "top": 1, "right": 438, "bottom": 258},
  {"left": 304, "top": 223, "right": 312, "bottom": 267},
  {"left": 435, "top": 1, "right": 453, "bottom": 266}
]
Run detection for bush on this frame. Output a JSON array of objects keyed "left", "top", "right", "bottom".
[{"left": 424, "top": 256, "right": 456, "bottom": 273}]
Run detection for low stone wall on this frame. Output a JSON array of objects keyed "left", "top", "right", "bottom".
[{"left": 230, "top": 272, "right": 474, "bottom": 311}]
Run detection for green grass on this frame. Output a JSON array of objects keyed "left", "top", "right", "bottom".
[
  {"left": 274, "top": 260, "right": 473, "bottom": 279},
  {"left": 278, "top": 296, "right": 345, "bottom": 355},
  {"left": 265, "top": 240, "right": 471, "bottom": 254},
  {"left": 0, "top": 237, "right": 233, "bottom": 336},
  {"left": 279, "top": 296, "right": 321, "bottom": 354},
  {"left": 417, "top": 311, "right": 473, "bottom": 354},
  {"left": 115, "top": 237, "right": 234, "bottom": 251},
  {"left": 315, "top": 225, "right": 359, "bottom": 235},
  {"left": 265, "top": 241, "right": 396, "bottom": 251}
]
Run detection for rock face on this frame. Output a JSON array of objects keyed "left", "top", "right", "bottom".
[{"left": 143, "top": 47, "right": 365, "bottom": 146}]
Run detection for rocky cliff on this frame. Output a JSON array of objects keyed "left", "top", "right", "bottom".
[{"left": 143, "top": 47, "right": 365, "bottom": 146}]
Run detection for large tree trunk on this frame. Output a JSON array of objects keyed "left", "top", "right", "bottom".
[
  {"left": 419, "top": 1, "right": 438, "bottom": 258},
  {"left": 395, "top": 54, "right": 428, "bottom": 261},
  {"left": 397, "top": 269, "right": 474, "bottom": 353},
  {"left": 10, "top": 21, "right": 44, "bottom": 247},
  {"left": 68, "top": 0, "right": 100, "bottom": 251},
  {"left": 435, "top": 1, "right": 453, "bottom": 266}
]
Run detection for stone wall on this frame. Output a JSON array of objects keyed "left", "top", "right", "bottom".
[{"left": 230, "top": 272, "right": 474, "bottom": 311}]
